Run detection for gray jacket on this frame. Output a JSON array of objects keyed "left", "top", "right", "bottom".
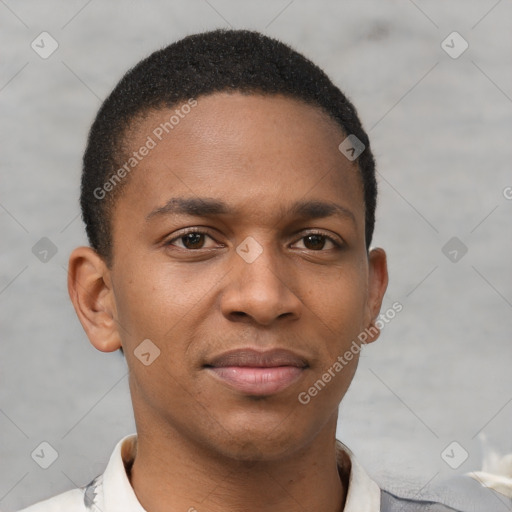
[{"left": 380, "top": 474, "right": 512, "bottom": 511}]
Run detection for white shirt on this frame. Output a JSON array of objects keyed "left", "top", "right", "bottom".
[{"left": 18, "top": 434, "right": 381, "bottom": 512}]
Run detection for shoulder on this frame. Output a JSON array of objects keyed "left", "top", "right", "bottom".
[
  {"left": 15, "top": 435, "right": 133, "bottom": 512},
  {"left": 16, "top": 473, "right": 104, "bottom": 512},
  {"left": 16, "top": 487, "right": 87, "bottom": 512},
  {"left": 380, "top": 489, "right": 460, "bottom": 511},
  {"left": 380, "top": 473, "right": 512, "bottom": 512}
]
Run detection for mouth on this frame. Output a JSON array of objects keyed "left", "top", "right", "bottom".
[{"left": 204, "top": 348, "right": 309, "bottom": 396}]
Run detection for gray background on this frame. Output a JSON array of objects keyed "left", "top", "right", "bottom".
[{"left": 1, "top": 1, "right": 511, "bottom": 510}]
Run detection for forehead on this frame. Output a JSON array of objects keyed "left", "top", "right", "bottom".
[{"left": 113, "top": 92, "right": 364, "bottom": 230}]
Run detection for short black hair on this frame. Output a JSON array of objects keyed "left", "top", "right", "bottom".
[{"left": 81, "top": 28, "right": 377, "bottom": 267}]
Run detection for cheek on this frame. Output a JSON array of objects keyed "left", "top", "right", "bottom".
[
  {"left": 112, "top": 259, "right": 218, "bottom": 346},
  {"left": 310, "top": 266, "right": 368, "bottom": 339}
]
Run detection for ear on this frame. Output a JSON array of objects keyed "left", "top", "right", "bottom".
[
  {"left": 364, "top": 247, "right": 389, "bottom": 344},
  {"left": 67, "top": 246, "right": 122, "bottom": 352}
]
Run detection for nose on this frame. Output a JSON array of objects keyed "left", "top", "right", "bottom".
[{"left": 220, "top": 238, "right": 302, "bottom": 326}]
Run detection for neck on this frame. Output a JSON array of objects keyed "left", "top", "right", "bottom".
[{"left": 129, "top": 419, "right": 348, "bottom": 512}]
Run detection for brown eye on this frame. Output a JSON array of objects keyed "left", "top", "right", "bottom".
[
  {"left": 166, "top": 230, "right": 218, "bottom": 250},
  {"left": 293, "top": 232, "right": 340, "bottom": 251},
  {"left": 180, "top": 233, "right": 206, "bottom": 249},
  {"left": 303, "top": 234, "right": 327, "bottom": 250}
]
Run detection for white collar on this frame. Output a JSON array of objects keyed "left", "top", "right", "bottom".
[
  {"left": 100, "top": 434, "right": 145, "bottom": 512},
  {"left": 335, "top": 439, "right": 381, "bottom": 512},
  {"left": 92, "top": 434, "right": 380, "bottom": 512}
]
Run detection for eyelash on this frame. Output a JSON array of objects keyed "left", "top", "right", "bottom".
[{"left": 165, "top": 227, "right": 343, "bottom": 251}]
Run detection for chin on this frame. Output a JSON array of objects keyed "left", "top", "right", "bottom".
[
  {"left": 204, "top": 420, "right": 312, "bottom": 463},
  {"left": 220, "top": 439, "right": 296, "bottom": 462}
]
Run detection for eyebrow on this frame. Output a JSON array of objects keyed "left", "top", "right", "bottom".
[{"left": 145, "top": 197, "right": 356, "bottom": 224}]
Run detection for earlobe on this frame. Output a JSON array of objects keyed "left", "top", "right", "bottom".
[
  {"left": 365, "top": 247, "right": 389, "bottom": 343},
  {"left": 67, "top": 246, "right": 122, "bottom": 352}
]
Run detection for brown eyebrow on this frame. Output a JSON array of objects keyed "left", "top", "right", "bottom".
[{"left": 145, "top": 197, "right": 356, "bottom": 224}]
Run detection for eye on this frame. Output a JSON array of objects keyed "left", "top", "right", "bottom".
[
  {"left": 165, "top": 229, "right": 342, "bottom": 252},
  {"left": 292, "top": 232, "right": 342, "bottom": 251},
  {"left": 166, "top": 229, "right": 219, "bottom": 250}
]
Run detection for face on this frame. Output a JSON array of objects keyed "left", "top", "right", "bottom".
[{"left": 73, "top": 92, "right": 387, "bottom": 461}]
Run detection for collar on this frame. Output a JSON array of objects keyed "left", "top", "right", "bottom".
[
  {"left": 335, "top": 439, "right": 381, "bottom": 512},
  {"left": 93, "top": 434, "right": 380, "bottom": 512}
]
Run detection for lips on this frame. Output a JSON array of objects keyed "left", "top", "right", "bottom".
[
  {"left": 204, "top": 348, "right": 308, "bottom": 396},
  {"left": 207, "top": 348, "right": 308, "bottom": 368}
]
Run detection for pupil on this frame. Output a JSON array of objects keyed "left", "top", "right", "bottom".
[
  {"left": 180, "top": 234, "right": 326, "bottom": 250},
  {"left": 306, "top": 235, "right": 324, "bottom": 250},
  {"left": 184, "top": 233, "right": 203, "bottom": 249}
]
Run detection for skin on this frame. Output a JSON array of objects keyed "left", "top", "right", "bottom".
[{"left": 68, "top": 92, "right": 388, "bottom": 512}]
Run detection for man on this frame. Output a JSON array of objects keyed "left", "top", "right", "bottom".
[{"left": 19, "top": 29, "right": 511, "bottom": 512}]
